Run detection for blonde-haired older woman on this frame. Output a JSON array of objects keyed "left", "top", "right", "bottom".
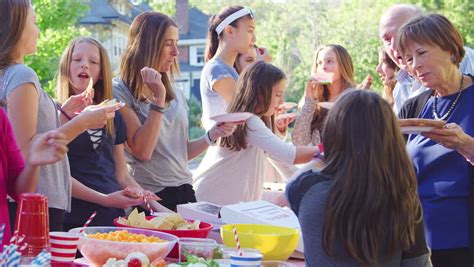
[
  {"left": 398, "top": 13, "right": 474, "bottom": 266},
  {"left": 292, "top": 44, "right": 356, "bottom": 146}
]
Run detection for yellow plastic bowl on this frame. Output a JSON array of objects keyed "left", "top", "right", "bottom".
[{"left": 221, "top": 224, "right": 300, "bottom": 261}]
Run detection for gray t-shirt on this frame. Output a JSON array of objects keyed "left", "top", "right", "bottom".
[
  {"left": 0, "top": 64, "right": 71, "bottom": 211},
  {"left": 200, "top": 57, "right": 239, "bottom": 130},
  {"left": 112, "top": 77, "right": 192, "bottom": 193}
]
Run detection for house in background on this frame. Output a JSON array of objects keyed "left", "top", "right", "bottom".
[
  {"left": 78, "top": 0, "right": 153, "bottom": 70},
  {"left": 78, "top": 0, "right": 209, "bottom": 100},
  {"left": 174, "top": 0, "right": 209, "bottom": 100}
]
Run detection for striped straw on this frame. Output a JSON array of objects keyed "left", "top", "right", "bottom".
[
  {"left": 144, "top": 198, "right": 153, "bottom": 214},
  {"left": 79, "top": 211, "right": 97, "bottom": 233},
  {"left": 232, "top": 225, "right": 243, "bottom": 256},
  {"left": 0, "top": 224, "right": 4, "bottom": 245}
]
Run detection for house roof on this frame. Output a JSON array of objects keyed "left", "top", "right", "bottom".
[
  {"left": 79, "top": 0, "right": 153, "bottom": 25},
  {"left": 179, "top": 7, "right": 210, "bottom": 40}
]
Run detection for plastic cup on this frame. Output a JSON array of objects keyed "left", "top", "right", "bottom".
[
  {"left": 14, "top": 193, "right": 49, "bottom": 261},
  {"left": 49, "top": 232, "right": 80, "bottom": 263},
  {"left": 179, "top": 237, "right": 217, "bottom": 262},
  {"left": 230, "top": 252, "right": 263, "bottom": 267}
]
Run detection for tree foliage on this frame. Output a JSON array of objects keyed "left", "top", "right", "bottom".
[{"left": 26, "top": 0, "right": 88, "bottom": 97}]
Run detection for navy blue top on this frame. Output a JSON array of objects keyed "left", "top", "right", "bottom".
[
  {"left": 406, "top": 83, "right": 474, "bottom": 250},
  {"left": 64, "top": 112, "right": 127, "bottom": 228}
]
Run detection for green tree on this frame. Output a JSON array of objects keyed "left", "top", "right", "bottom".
[
  {"left": 150, "top": 0, "right": 176, "bottom": 16},
  {"left": 26, "top": 0, "right": 88, "bottom": 97}
]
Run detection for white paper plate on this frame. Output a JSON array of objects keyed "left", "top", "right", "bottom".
[
  {"left": 280, "top": 102, "right": 298, "bottom": 110},
  {"left": 276, "top": 113, "right": 297, "bottom": 120},
  {"left": 401, "top": 126, "right": 435, "bottom": 134},
  {"left": 210, "top": 112, "right": 253, "bottom": 123},
  {"left": 317, "top": 102, "right": 334, "bottom": 109}
]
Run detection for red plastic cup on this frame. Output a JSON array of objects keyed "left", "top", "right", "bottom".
[
  {"left": 14, "top": 193, "right": 50, "bottom": 258},
  {"left": 50, "top": 232, "right": 79, "bottom": 263}
]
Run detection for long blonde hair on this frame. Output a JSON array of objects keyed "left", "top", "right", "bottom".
[
  {"left": 56, "top": 37, "right": 114, "bottom": 136},
  {"left": 310, "top": 44, "right": 356, "bottom": 133},
  {"left": 119, "top": 11, "right": 178, "bottom": 103}
]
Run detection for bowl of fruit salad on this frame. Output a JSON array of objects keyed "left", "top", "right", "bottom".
[{"left": 69, "top": 226, "right": 177, "bottom": 266}]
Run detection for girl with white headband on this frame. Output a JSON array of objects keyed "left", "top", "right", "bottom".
[{"left": 200, "top": 6, "right": 256, "bottom": 130}]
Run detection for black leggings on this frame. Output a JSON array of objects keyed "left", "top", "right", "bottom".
[
  {"left": 136, "top": 184, "right": 196, "bottom": 213},
  {"left": 431, "top": 248, "right": 472, "bottom": 267}
]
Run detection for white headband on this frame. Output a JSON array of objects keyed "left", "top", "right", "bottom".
[{"left": 215, "top": 8, "right": 254, "bottom": 35}]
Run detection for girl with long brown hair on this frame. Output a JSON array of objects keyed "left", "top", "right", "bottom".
[
  {"left": 113, "top": 11, "right": 236, "bottom": 211},
  {"left": 193, "top": 61, "right": 319, "bottom": 205},
  {"left": 0, "top": 0, "right": 135, "bottom": 232},
  {"left": 292, "top": 44, "right": 356, "bottom": 146},
  {"left": 200, "top": 5, "right": 256, "bottom": 130},
  {"left": 287, "top": 90, "right": 431, "bottom": 266}
]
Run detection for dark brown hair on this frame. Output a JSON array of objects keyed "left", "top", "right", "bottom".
[
  {"left": 310, "top": 44, "right": 355, "bottom": 134},
  {"left": 0, "top": 0, "right": 30, "bottom": 70},
  {"left": 321, "top": 90, "right": 422, "bottom": 265},
  {"left": 119, "top": 11, "right": 177, "bottom": 103},
  {"left": 220, "top": 61, "right": 286, "bottom": 151},
  {"left": 397, "top": 13, "right": 465, "bottom": 67},
  {"left": 205, "top": 6, "right": 251, "bottom": 62}
]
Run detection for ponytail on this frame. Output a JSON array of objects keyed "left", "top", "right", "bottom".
[{"left": 204, "top": 5, "right": 249, "bottom": 62}]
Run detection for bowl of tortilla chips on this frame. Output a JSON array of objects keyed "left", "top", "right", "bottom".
[{"left": 114, "top": 209, "right": 213, "bottom": 258}]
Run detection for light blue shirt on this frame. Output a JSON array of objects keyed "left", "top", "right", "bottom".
[{"left": 393, "top": 46, "right": 474, "bottom": 115}]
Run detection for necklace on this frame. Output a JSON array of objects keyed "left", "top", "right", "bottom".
[{"left": 432, "top": 74, "right": 464, "bottom": 121}]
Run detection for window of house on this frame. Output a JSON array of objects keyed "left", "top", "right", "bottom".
[{"left": 190, "top": 46, "right": 205, "bottom": 67}]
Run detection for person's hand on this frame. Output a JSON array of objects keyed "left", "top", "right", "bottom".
[
  {"left": 208, "top": 122, "right": 241, "bottom": 141},
  {"left": 141, "top": 67, "right": 166, "bottom": 104},
  {"left": 256, "top": 47, "right": 272, "bottom": 63},
  {"left": 61, "top": 91, "right": 94, "bottom": 119},
  {"left": 305, "top": 78, "right": 320, "bottom": 100},
  {"left": 103, "top": 190, "right": 144, "bottom": 209},
  {"left": 75, "top": 102, "right": 124, "bottom": 130},
  {"left": 358, "top": 74, "right": 373, "bottom": 90},
  {"left": 28, "top": 131, "right": 68, "bottom": 166},
  {"left": 423, "top": 123, "right": 473, "bottom": 153},
  {"left": 275, "top": 113, "right": 296, "bottom": 133}
]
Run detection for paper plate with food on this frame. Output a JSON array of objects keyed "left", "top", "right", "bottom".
[
  {"left": 398, "top": 118, "right": 446, "bottom": 134},
  {"left": 279, "top": 102, "right": 298, "bottom": 110},
  {"left": 276, "top": 113, "right": 297, "bottom": 120},
  {"left": 210, "top": 112, "right": 253, "bottom": 123}
]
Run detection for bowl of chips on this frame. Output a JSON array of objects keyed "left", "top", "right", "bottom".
[
  {"left": 113, "top": 209, "right": 213, "bottom": 258},
  {"left": 69, "top": 226, "right": 177, "bottom": 266}
]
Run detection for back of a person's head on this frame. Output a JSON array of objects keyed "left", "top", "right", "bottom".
[
  {"left": 0, "top": 0, "right": 30, "bottom": 70},
  {"left": 321, "top": 90, "right": 421, "bottom": 265}
]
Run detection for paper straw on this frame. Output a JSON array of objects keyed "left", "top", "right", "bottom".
[
  {"left": 232, "top": 225, "right": 242, "bottom": 256},
  {"left": 79, "top": 211, "right": 97, "bottom": 233},
  {"left": 0, "top": 224, "right": 4, "bottom": 245}
]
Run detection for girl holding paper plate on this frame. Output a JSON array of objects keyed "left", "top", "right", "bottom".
[
  {"left": 193, "top": 61, "right": 320, "bottom": 206},
  {"left": 55, "top": 37, "right": 167, "bottom": 230},
  {"left": 113, "top": 11, "right": 236, "bottom": 211},
  {"left": 0, "top": 0, "right": 139, "bottom": 232},
  {"left": 292, "top": 44, "right": 356, "bottom": 146},
  {"left": 200, "top": 6, "right": 256, "bottom": 130}
]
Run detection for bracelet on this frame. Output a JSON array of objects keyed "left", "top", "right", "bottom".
[
  {"left": 149, "top": 103, "right": 165, "bottom": 113},
  {"left": 58, "top": 105, "right": 72, "bottom": 120},
  {"left": 204, "top": 131, "right": 217, "bottom": 146}
]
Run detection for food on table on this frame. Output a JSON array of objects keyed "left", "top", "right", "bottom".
[
  {"left": 87, "top": 229, "right": 164, "bottom": 243},
  {"left": 118, "top": 209, "right": 200, "bottom": 230},
  {"left": 103, "top": 252, "right": 165, "bottom": 267}
]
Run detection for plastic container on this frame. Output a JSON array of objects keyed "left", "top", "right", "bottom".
[
  {"left": 178, "top": 237, "right": 217, "bottom": 262},
  {"left": 69, "top": 226, "right": 177, "bottom": 266},
  {"left": 221, "top": 224, "right": 300, "bottom": 261},
  {"left": 113, "top": 216, "right": 213, "bottom": 258}
]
